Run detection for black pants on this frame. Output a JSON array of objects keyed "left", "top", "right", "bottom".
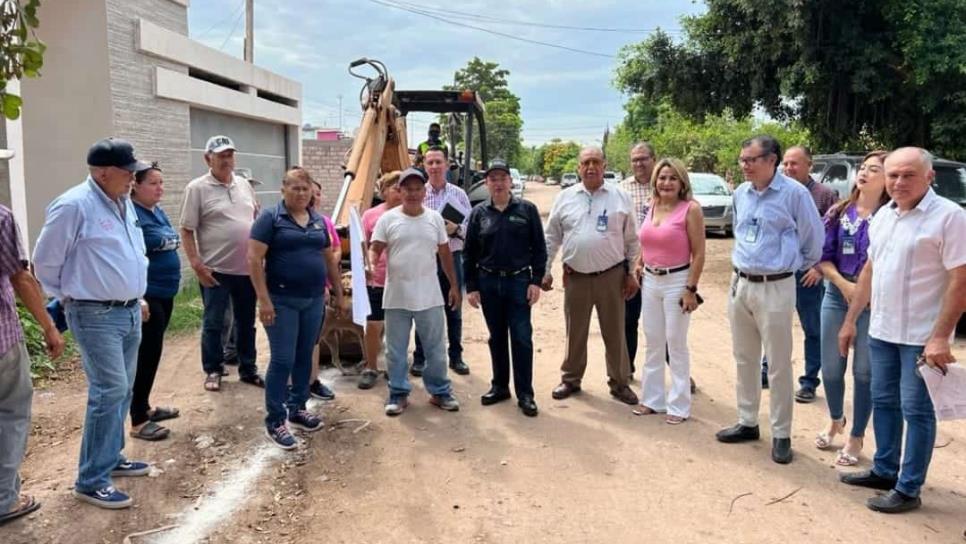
[
  {"left": 479, "top": 273, "right": 534, "bottom": 398},
  {"left": 624, "top": 288, "right": 642, "bottom": 374},
  {"left": 131, "top": 296, "right": 174, "bottom": 426}
]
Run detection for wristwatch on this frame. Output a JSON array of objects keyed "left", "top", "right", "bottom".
[{"left": 685, "top": 285, "right": 698, "bottom": 293}]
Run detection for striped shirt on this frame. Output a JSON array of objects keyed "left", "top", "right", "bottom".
[
  {"left": 621, "top": 176, "right": 652, "bottom": 226},
  {"left": 423, "top": 180, "right": 471, "bottom": 252},
  {"left": 0, "top": 205, "right": 27, "bottom": 355},
  {"left": 805, "top": 178, "right": 838, "bottom": 217}
]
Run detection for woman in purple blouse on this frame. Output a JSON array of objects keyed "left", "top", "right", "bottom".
[{"left": 814, "top": 150, "right": 890, "bottom": 465}]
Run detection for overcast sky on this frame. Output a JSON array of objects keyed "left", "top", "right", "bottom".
[{"left": 188, "top": 0, "right": 704, "bottom": 146}]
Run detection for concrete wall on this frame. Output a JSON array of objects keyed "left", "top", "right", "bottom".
[
  {"left": 21, "top": 0, "right": 115, "bottom": 244},
  {"left": 301, "top": 139, "right": 353, "bottom": 216},
  {"left": 0, "top": 122, "right": 8, "bottom": 208}
]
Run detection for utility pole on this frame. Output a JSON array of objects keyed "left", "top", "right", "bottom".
[{"left": 244, "top": 0, "right": 254, "bottom": 63}]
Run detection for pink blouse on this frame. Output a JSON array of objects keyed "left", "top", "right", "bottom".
[{"left": 639, "top": 200, "right": 691, "bottom": 268}]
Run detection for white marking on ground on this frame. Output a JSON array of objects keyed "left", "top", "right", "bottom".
[{"left": 150, "top": 444, "right": 282, "bottom": 544}]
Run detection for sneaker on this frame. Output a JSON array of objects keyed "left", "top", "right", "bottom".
[
  {"left": 73, "top": 486, "right": 132, "bottom": 509},
  {"left": 265, "top": 423, "right": 298, "bottom": 450},
  {"left": 111, "top": 461, "right": 150, "bottom": 477},
  {"left": 288, "top": 410, "right": 324, "bottom": 432},
  {"left": 357, "top": 369, "right": 379, "bottom": 390},
  {"left": 309, "top": 380, "right": 336, "bottom": 400},
  {"left": 430, "top": 394, "right": 460, "bottom": 412},
  {"left": 794, "top": 387, "right": 816, "bottom": 403},
  {"left": 384, "top": 395, "right": 409, "bottom": 416}
]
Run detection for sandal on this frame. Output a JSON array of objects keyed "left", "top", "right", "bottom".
[
  {"left": 632, "top": 406, "right": 664, "bottom": 416},
  {"left": 148, "top": 407, "right": 180, "bottom": 422},
  {"left": 666, "top": 415, "right": 688, "bottom": 425},
  {"left": 814, "top": 417, "right": 846, "bottom": 450},
  {"left": 835, "top": 449, "right": 859, "bottom": 466},
  {"left": 0, "top": 494, "right": 40, "bottom": 526},
  {"left": 239, "top": 374, "right": 266, "bottom": 388},
  {"left": 204, "top": 372, "right": 222, "bottom": 392},
  {"left": 130, "top": 421, "right": 170, "bottom": 441}
]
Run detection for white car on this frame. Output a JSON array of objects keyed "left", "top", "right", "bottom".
[
  {"left": 689, "top": 172, "right": 733, "bottom": 236},
  {"left": 510, "top": 168, "right": 524, "bottom": 198},
  {"left": 561, "top": 173, "right": 579, "bottom": 188}
]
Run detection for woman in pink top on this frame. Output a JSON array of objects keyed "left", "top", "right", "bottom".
[
  {"left": 634, "top": 158, "right": 706, "bottom": 424},
  {"left": 307, "top": 177, "right": 343, "bottom": 400},
  {"left": 358, "top": 171, "right": 402, "bottom": 389}
]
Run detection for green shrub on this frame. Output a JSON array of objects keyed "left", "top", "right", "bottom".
[
  {"left": 167, "top": 282, "right": 204, "bottom": 334},
  {"left": 16, "top": 302, "right": 78, "bottom": 379}
]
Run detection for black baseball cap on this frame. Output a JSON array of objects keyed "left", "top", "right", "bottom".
[
  {"left": 87, "top": 138, "right": 150, "bottom": 172},
  {"left": 485, "top": 159, "right": 511, "bottom": 177},
  {"left": 399, "top": 167, "right": 427, "bottom": 185}
]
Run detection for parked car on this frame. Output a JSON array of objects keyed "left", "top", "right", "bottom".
[
  {"left": 561, "top": 173, "right": 579, "bottom": 188},
  {"left": 603, "top": 171, "right": 619, "bottom": 184},
  {"left": 545, "top": 177, "right": 559, "bottom": 186},
  {"left": 689, "top": 172, "right": 733, "bottom": 236},
  {"left": 510, "top": 167, "right": 524, "bottom": 198},
  {"left": 811, "top": 153, "right": 966, "bottom": 206}
]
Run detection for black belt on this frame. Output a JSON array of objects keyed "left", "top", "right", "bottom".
[
  {"left": 480, "top": 266, "right": 530, "bottom": 277},
  {"left": 564, "top": 261, "right": 624, "bottom": 276},
  {"left": 734, "top": 268, "right": 793, "bottom": 283},
  {"left": 645, "top": 264, "right": 690, "bottom": 276},
  {"left": 72, "top": 298, "right": 139, "bottom": 307}
]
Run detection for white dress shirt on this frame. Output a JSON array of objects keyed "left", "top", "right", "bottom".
[
  {"left": 545, "top": 182, "right": 639, "bottom": 274},
  {"left": 867, "top": 189, "right": 966, "bottom": 345}
]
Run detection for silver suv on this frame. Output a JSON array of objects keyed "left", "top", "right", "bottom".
[{"left": 811, "top": 153, "right": 966, "bottom": 207}]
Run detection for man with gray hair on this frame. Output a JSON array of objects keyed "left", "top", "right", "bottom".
[
  {"left": 838, "top": 147, "right": 966, "bottom": 513},
  {"left": 620, "top": 142, "right": 654, "bottom": 377}
]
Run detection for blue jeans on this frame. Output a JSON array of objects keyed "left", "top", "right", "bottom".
[
  {"left": 479, "top": 273, "right": 534, "bottom": 398},
  {"left": 386, "top": 307, "right": 452, "bottom": 398},
  {"left": 869, "top": 337, "right": 936, "bottom": 497},
  {"left": 66, "top": 301, "right": 141, "bottom": 493},
  {"left": 796, "top": 269, "right": 824, "bottom": 390},
  {"left": 820, "top": 282, "right": 872, "bottom": 436},
  {"left": 414, "top": 251, "right": 464, "bottom": 365},
  {"left": 263, "top": 294, "right": 325, "bottom": 427},
  {"left": 200, "top": 273, "right": 257, "bottom": 377}
]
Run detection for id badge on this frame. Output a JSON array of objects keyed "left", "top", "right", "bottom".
[
  {"left": 596, "top": 211, "right": 609, "bottom": 233},
  {"left": 842, "top": 236, "right": 856, "bottom": 255},
  {"left": 744, "top": 221, "right": 760, "bottom": 244}
]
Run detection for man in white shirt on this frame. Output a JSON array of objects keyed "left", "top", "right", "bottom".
[
  {"left": 371, "top": 168, "right": 462, "bottom": 416},
  {"left": 543, "top": 147, "right": 641, "bottom": 405},
  {"left": 838, "top": 147, "right": 966, "bottom": 514}
]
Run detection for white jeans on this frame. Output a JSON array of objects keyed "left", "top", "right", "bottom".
[{"left": 640, "top": 269, "right": 692, "bottom": 417}]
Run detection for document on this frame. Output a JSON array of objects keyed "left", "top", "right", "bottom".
[
  {"left": 347, "top": 206, "right": 371, "bottom": 327},
  {"left": 920, "top": 363, "right": 966, "bottom": 421}
]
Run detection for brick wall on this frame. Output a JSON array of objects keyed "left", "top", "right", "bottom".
[{"left": 301, "top": 138, "right": 353, "bottom": 216}]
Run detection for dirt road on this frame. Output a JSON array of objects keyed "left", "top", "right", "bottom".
[{"left": 6, "top": 182, "right": 965, "bottom": 544}]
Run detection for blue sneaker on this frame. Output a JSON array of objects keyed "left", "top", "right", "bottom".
[
  {"left": 265, "top": 422, "right": 298, "bottom": 450},
  {"left": 430, "top": 394, "right": 460, "bottom": 412},
  {"left": 288, "top": 410, "right": 324, "bottom": 432},
  {"left": 384, "top": 395, "right": 409, "bottom": 416},
  {"left": 309, "top": 380, "right": 336, "bottom": 401},
  {"left": 111, "top": 460, "right": 150, "bottom": 477},
  {"left": 73, "top": 486, "right": 132, "bottom": 509}
]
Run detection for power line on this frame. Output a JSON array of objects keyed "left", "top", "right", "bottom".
[
  {"left": 195, "top": 0, "right": 246, "bottom": 40},
  {"left": 386, "top": 0, "right": 681, "bottom": 33},
  {"left": 219, "top": 5, "right": 247, "bottom": 51},
  {"left": 367, "top": 0, "right": 616, "bottom": 59}
]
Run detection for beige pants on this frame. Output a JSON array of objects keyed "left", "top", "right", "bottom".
[
  {"left": 561, "top": 265, "right": 630, "bottom": 389},
  {"left": 728, "top": 273, "right": 796, "bottom": 438}
]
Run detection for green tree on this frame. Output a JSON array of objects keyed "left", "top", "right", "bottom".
[
  {"left": 0, "top": 0, "right": 45, "bottom": 119},
  {"left": 615, "top": 0, "right": 966, "bottom": 159},
  {"left": 444, "top": 57, "right": 524, "bottom": 165},
  {"left": 540, "top": 139, "right": 581, "bottom": 180}
]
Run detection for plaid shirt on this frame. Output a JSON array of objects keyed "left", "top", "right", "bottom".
[
  {"left": 621, "top": 176, "right": 652, "bottom": 226},
  {"left": 805, "top": 178, "right": 839, "bottom": 217},
  {"left": 0, "top": 205, "right": 28, "bottom": 356},
  {"left": 423, "top": 180, "right": 471, "bottom": 252}
]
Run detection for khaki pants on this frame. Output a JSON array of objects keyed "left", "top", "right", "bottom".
[
  {"left": 728, "top": 273, "right": 796, "bottom": 438},
  {"left": 561, "top": 265, "right": 630, "bottom": 389}
]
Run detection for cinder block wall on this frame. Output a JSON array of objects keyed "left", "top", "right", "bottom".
[{"left": 301, "top": 138, "right": 353, "bottom": 216}]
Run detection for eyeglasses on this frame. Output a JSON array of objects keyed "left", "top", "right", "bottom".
[
  {"left": 631, "top": 157, "right": 653, "bottom": 164},
  {"left": 737, "top": 153, "right": 768, "bottom": 166}
]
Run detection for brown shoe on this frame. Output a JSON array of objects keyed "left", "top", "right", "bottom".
[
  {"left": 552, "top": 382, "right": 581, "bottom": 400},
  {"left": 610, "top": 385, "right": 639, "bottom": 405}
]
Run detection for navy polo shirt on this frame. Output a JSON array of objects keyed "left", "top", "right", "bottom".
[
  {"left": 250, "top": 202, "right": 330, "bottom": 298},
  {"left": 134, "top": 202, "right": 181, "bottom": 299}
]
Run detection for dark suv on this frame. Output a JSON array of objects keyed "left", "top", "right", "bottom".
[{"left": 811, "top": 153, "right": 966, "bottom": 207}]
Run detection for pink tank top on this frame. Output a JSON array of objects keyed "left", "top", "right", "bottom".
[{"left": 639, "top": 200, "right": 691, "bottom": 268}]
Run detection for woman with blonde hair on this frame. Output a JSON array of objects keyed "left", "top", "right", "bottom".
[{"left": 634, "top": 158, "right": 706, "bottom": 424}]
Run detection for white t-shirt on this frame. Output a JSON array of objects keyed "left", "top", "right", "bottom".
[{"left": 372, "top": 206, "right": 448, "bottom": 311}]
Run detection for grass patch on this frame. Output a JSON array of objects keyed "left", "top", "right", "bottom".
[
  {"left": 167, "top": 282, "right": 204, "bottom": 334},
  {"left": 17, "top": 303, "right": 78, "bottom": 379}
]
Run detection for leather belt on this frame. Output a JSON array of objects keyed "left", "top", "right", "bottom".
[
  {"left": 72, "top": 298, "right": 139, "bottom": 307},
  {"left": 734, "top": 268, "right": 793, "bottom": 283},
  {"left": 564, "top": 261, "right": 624, "bottom": 276},
  {"left": 480, "top": 266, "right": 531, "bottom": 277},
  {"left": 645, "top": 264, "right": 690, "bottom": 276}
]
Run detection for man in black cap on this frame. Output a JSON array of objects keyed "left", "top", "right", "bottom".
[
  {"left": 417, "top": 122, "right": 446, "bottom": 160},
  {"left": 33, "top": 138, "right": 153, "bottom": 509},
  {"left": 463, "top": 160, "right": 546, "bottom": 416}
]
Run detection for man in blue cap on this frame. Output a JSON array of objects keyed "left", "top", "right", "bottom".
[{"left": 33, "top": 138, "right": 153, "bottom": 509}]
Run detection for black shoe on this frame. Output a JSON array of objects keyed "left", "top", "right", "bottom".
[
  {"left": 771, "top": 438, "right": 793, "bottom": 464},
  {"left": 690, "top": 377, "right": 697, "bottom": 394},
  {"left": 481, "top": 388, "right": 511, "bottom": 406},
  {"left": 839, "top": 469, "right": 897, "bottom": 491},
  {"left": 866, "top": 489, "right": 921, "bottom": 514},
  {"left": 715, "top": 424, "right": 760, "bottom": 443},
  {"left": 449, "top": 360, "right": 470, "bottom": 375},
  {"left": 518, "top": 396, "right": 538, "bottom": 417},
  {"left": 223, "top": 356, "right": 239, "bottom": 366},
  {"left": 309, "top": 380, "right": 336, "bottom": 400},
  {"left": 761, "top": 371, "right": 769, "bottom": 389},
  {"left": 794, "top": 387, "right": 816, "bottom": 403},
  {"left": 410, "top": 361, "right": 425, "bottom": 377}
]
